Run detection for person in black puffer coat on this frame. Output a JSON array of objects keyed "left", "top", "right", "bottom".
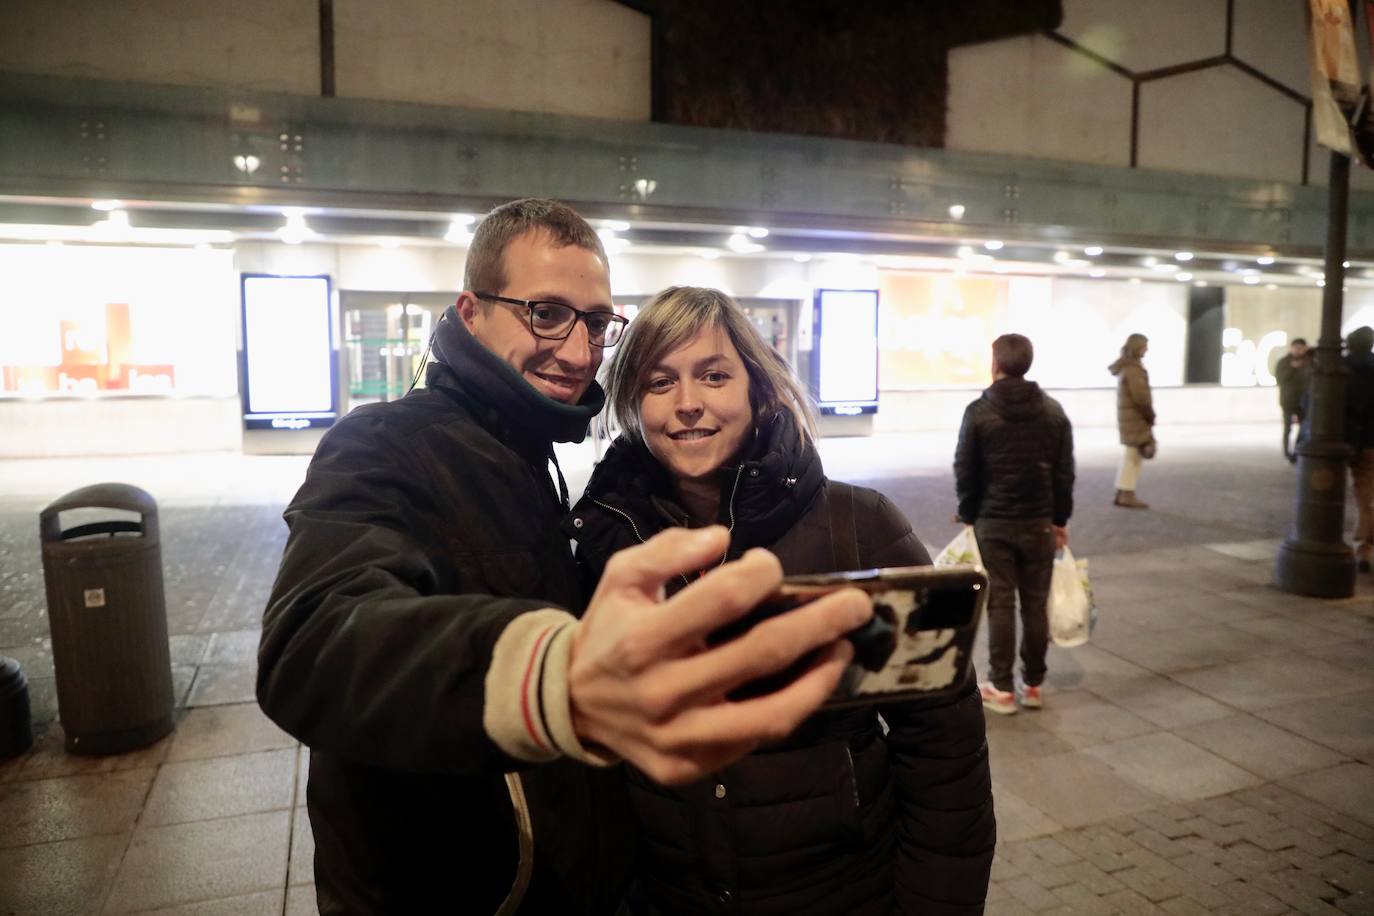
[
  {"left": 567, "top": 287, "right": 995, "bottom": 916},
  {"left": 1345, "top": 326, "right": 1374, "bottom": 571},
  {"left": 954, "top": 334, "right": 1074, "bottom": 717}
]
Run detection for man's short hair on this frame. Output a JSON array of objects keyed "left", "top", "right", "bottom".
[
  {"left": 992, "top": 333, "right": 1034, "bottom": 378},
  {"left": 463, "top": 198, "right": 607, "bottom": 294},
  {"left": 1292, "top": 338, "right": 1308, "bottom": 347},
  {"left": 1349, "top": 326, "right": 1374, "bottom": 354}
]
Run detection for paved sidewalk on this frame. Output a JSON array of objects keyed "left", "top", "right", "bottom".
[
  {"left": 0, "top": 427, "right": 1371, "bottom": 914},
  {"left": 978, "top": 540, "right": 1374, "bottom": 916}
]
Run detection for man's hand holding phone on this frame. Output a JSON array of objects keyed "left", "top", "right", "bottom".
[{"left": 568, "top": 526, "right": 872, "bottom": 786}]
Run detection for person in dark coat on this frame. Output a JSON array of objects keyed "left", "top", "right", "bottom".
[
  {"left": 1345, "top": 326, "right": 1374, "bottom": 571},
  {"left": 256, "top": 202, "right": 873, "bottom": 915},
  {"left": 953, "top": 334, "right": 1075, "bottom": 716},
  {"left": 568, "top": 286, "right": 995, "bottom": 916},
  {"left": 1275, "top": 337, "right": 1313, "bottom": 464},
  {"left": 1108, "top": 333, "right": 1154, "bottom": 509}
]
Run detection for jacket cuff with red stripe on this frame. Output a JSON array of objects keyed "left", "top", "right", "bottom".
[{"left": 482, "top": 608, "right": 618, "bottom": 767}]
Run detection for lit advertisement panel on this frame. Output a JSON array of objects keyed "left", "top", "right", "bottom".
[
  {"left": 0, "top": 244, "right": 237, "bottom": 398},
  {"left": 812, "top": 288, "right": 879, "bottom": 415},
  {"left": 240, "top": 274, "right": 337, "bottom": 430},
  {"left": 876, "top": 273, "right": 1188, "bottom": 389}
]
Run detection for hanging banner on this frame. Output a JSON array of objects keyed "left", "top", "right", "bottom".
[{"left": 1308, "top": 0, "right": 1360, "bottom": 156}]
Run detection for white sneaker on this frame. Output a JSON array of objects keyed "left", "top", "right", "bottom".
[{"left": 979, "top": 682, "right": 1017, "bottom": 715}]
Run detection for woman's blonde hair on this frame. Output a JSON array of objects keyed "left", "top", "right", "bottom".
[
  {"left": 603, "top": 286, "right": 818, "bottom": 444},
  {"left": 1121, "top": 333, "right": 1149, "bottom": 360}
]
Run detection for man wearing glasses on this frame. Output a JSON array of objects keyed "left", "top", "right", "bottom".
[{"left": 258, "top": 198, "right": 873, "bottom": 914}]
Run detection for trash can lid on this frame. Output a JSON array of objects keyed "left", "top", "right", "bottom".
[
  {"left": 0, "top": 656, "right": 25, "bottom": 694},
  {"left": 40, "top": 483, "right": 156, "bottom": 521}
]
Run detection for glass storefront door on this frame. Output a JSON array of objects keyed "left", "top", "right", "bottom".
[{"left": 340, "top": 291, "right": 454, "bottom": 412}]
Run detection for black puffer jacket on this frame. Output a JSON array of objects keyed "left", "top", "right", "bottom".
[
  {"left": 954, "top": 377, "right": 1075, "bottom": 526},
  {"left": 567, "top": 413, "right": 995, "bottom": 916},
  {"left": 258, "top": 312, "right": 633, "bottom": 915}
]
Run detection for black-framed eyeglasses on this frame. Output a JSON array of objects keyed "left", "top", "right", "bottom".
[{"left": 474, "top": 293, "right": 628, "bottom": 348}]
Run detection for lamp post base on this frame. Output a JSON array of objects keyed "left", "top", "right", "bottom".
[{"left": 1275, "top": 538, "right": 1356, "bottom": 598}]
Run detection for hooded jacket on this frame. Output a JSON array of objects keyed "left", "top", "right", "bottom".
[
  {"left": 1346, "top": 347, "right": 1374, "bottom": 449},
  {"left": 1108, "top": 356, "right": 1155, "bottom": 446},
  {"left": 257, "top": 309, "right": 633, "bottom": 915},
  {"left": 567, "top": 412, "right": 995, "bottom": 916},
  {"left": 954, "top": 377, "right": 1074, "bottom": 526}
]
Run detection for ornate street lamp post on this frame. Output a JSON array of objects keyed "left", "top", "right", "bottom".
[{"left": 1275, "top": 149, "right": 1356, "bottom": 598}]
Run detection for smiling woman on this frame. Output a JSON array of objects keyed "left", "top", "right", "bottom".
[
  {"left": 601, "top": 286, "right": 815, "bottom": 524},
  {"left": 566, "top": 286, "right": 995, "bottom": 915}
]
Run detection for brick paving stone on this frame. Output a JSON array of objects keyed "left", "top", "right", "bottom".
[
  {"left": 1099, "top": 889, "right": 1158, "bottom": 915},
  {"left": 1217, "top": 840, "right": 1284, "bottom": 880},
  {"left": 1160, "top": 897, "right": 1214, "bottom": 916},
  {"left": 988, "top": 880, "right": 1011, "bottom": 902},
  {"left": 1248, "top": 826, "right": 1307, "bottom": 851},
  {"left": 1052, "top": 882, "right": 1121, "bottom": 916},
  {"left": 1113, "top": 865, "right": 1182, "bottom": 903},
  {"left": 1122, "top": 843, "right": 1187, "bottom": 880},
  {"left": 1294, "top": 831, "right": 1342, "bottom": 858},
  {"left": 1335, "top": 836, "right": 1374, "bottom": 862},
  {"left": 1279, "top": 807, "right": 1344, "bottom": 837},
  {"left": 1103, "top": 815, "right": 1144, "bottom": 836},
  {"left": 1130, "top": 826, "right": 1192, "bottom": 858},
  {"left": 1024, "top": 836, "right": 1082, "bottom": 868},
  {"left": 1216, "top": 900, "right": 1288, "bottom": 916},
  {"left": 1054, "top": 860, "right": 1127, "bottom": 896},
  {"left": 1055, "top": 832, "right": 1134, "bottom": 874},
  {"left": 987, "top": 899, "right": 1036, "bottom": 916},
  {"left": 1003, "top": 875, "right": 1062, "bottom": 911},
  {"left": 1174, "top": 847, "right": 1234, "bottom": 886},
  {"left": 1325, "top": 853, "right": 1374, "bottom": 894},
  {"left": 1190, "top": 796, "right": 1251, "bottom": 826},
  {"left": 1023, "top": 864, "right": 1075, "bottom": 890},
  {"left": 1183, "top": 816, "right": 1243, "bottom": 847},
  {"left": 1167, "top": 877, "right": 1232, "bottom": 908},
  {"left": 992, "top": 852, "right": 1025, "bottom": 882},
  {"left": 1135, "top": 810, "right": 1195, "bottom": 839},
  {"left": 1285, "top": 847, "right": 1329, "bottom": 871},
  {"left": 1218, "top": 878, "right": 1287, "bottom": 908},
  {"left": 1319, "top": 814, "right": 1374, "bottom": 844},
  {"left": 1337, "top": 890, "right": 1374, "bottom": 915}
]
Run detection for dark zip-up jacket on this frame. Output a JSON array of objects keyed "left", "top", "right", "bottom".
[
  {"left": 954, "top": 377, "right": 1075, "bottom": 526},
  {"left": 567, "top": 413, "right": 995, "bottom": 916},
  {"left": 257, "top": 311, "right": 633, "bottom": 915}
]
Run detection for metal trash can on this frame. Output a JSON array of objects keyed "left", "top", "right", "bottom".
[
  {"left": 39, "top": 483, "right": 174, "bottom": 755},
  {"left": 0, "top": 656, "right": 33, "bottom": 760}
]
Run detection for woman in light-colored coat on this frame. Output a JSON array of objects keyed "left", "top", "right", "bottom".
[{"left": 1108, "top": 333, "right": 1154, "bottom": 508}]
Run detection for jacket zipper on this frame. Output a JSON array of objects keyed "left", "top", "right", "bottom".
[{"left": 591, "top": 463, "right": 746, "bottom": 586}]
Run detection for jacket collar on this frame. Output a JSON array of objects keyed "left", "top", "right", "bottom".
[{"left": 425, "top": 305, "right": 604, "bottom": 448}]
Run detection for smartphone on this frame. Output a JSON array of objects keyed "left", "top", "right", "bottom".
[{"left": 710, "top": 565, "right": 987, "bottom": 709}]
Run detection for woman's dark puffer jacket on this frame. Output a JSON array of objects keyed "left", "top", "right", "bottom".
[{"left": 565, "top": 412, "right": 996, "bottom": 916}]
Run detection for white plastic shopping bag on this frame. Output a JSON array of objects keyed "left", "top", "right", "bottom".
[
  {"left": 1048, "top": 546, "right": 1096, "bottom": 647},
  {"left": 935, "top": 525, "right": 982, "bottom": 568}
]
